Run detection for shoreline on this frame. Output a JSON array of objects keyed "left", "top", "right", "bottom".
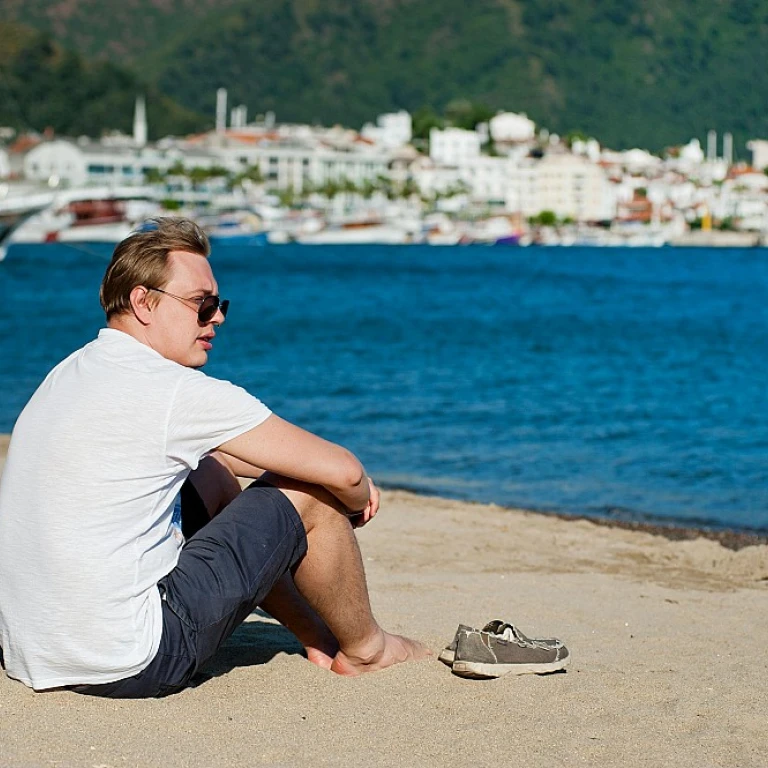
[
  {"left": 380, "top": 475, "right": 768, "bottom": 550},
  {"left": 2, "top": 433, "right": 765, "bottom": 549}
]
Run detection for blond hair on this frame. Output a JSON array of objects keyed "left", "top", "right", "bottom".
[{"left": 100, "top": 217, "right": 210, "bottom": 319}]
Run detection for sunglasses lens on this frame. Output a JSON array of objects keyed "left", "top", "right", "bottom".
[
  {"left": 197, "top": 297, "right": 229, "bottom": 322},
  {"left": 198, "top": 296, "right": 220, "bottom": 323}
]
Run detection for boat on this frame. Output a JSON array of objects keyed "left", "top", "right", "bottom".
[
  {"left": 467, "top": 216, "right": 528, "bottom": 246},
  {"left": 199, "top": 210, "right": 268, "bottom": 247},
  {"left": 0, "top": 187, "right": 160, "bottom": 259},
  {"left": 295, "top": 216, "right": 415, "bottom": 245}
]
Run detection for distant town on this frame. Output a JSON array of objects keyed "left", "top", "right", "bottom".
[{"left": 1, "top": 88, "right": 768, "bottom": 251}]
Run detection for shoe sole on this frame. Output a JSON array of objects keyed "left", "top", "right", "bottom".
[
  {"left": 452, "top": 655, "right": 570, "bottom": 679},
  {"left": 441, "top": 642, "right": 564, "bottom": 668}
]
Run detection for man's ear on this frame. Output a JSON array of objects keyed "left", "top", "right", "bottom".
[{"left": 129, "top": 285, "right": 154, "bottom": 326}]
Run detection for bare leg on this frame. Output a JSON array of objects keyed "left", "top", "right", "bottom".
[
  {"left": 188, "top": 458, "right": 430, "bottom": 675},
  {"left": 186, "top": 456, "right": 343, "bottom": 668},
  {"left": 260, "top": 574, "right": 339, "bottom": 669},
  {"left": 260, "top": 472, "right": 431, "bottom": 676}
]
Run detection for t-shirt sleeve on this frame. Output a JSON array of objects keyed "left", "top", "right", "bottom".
[{"left": 165, "top": 369, "right": 272, "bottom": 469}]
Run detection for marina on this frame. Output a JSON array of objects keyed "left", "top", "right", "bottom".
[{"left": 3, "top": 97, "right": 768, "bottom": 259}]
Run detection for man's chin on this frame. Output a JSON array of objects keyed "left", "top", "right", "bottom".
[{"left": 178, "top": 351, "right": 208, "bottom": 369}]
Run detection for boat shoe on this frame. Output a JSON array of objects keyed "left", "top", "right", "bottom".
[
  {"left": 439, "top": 620, "right": 563, "bottom": 666},
  {"left": 451, "top": 621, "right": 570, "bottom": 679}
]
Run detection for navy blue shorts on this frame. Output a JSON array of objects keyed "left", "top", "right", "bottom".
[{"left": 72, "top": 480, "right": 307, "bottom": 698}]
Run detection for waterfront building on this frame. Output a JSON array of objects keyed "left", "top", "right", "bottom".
[
  {"left": 747, "top": 139, "right": 768, "bottom": 172},
  {"left": 489, "top": 112, "right": 536, "bottom": 145},
  {"left": 713, "top": 169, "right": 768, "bottom": 230},
  {"left": 600, "top": 148, "right": 662, "bottom": 176},
  {"left": 361, "top": 111, "right": 413, "bottom": 149},
  {"left": 187, "top": 124, "right": 392, "bottom": 193},
  {"left": 20, "top": 120, "right": 393, "bottom": 197},
  {"left": 679, "top": 138, "right": 705, "bottom": 164},
  {"left": 411, "top": 154, "right": 510, "bottom": 207},
  {"left": 8, "top": 92, "right": 768, "bottom": 241},
  {"left": 429, "top": 128, "right": 482, "bottom": 166},
  {"left": 7, "top": 134, "right": 42, "bottom": 178},
  {"left": 570, "top": 138, "right": 601, "bottom": 163},
  {"left": 23, "top": 138, "right": 219, "bottom": 188},
  {"left": 509, "top": 152, "right": 614, "bottom": 222}
]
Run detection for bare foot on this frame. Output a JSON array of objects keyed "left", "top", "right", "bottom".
[
  {"left": 330, "top": 630, "right": 432, "bottom": 676},
  {"left": 305, "top": 646, "right": 336, "bottom": 670}
]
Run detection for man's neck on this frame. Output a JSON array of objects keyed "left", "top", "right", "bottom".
[{"left": 108, "top": 315, "right": 152, "bottom": 349}]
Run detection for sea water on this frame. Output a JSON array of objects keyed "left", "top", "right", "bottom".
[{"left": 2, "top": 242, "right": 767, "bottom": 532}]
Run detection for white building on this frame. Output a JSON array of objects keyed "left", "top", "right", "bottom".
[
  {"left": 190, "top": 126, "right": 392, "bottom": 193},
  {"left": 412, "top": 155, "right": 511, "bottom": 206},
  {"left": 571, "top": 138, "right": 601, "bottom": 162},
  {"left": 20, "top": 123, "right": 395, "bottom": 195},
  {"left": 747, "top": 139, "right": 768, "bottom": 172},
  {"left": 601, "top": 148, "right": 663, "bottom": 176},
  {"left": 679, "top": 138, "right": 705, "bottom": 164},
  {"left": 23, "top": 139, "right": 217, "bottom": 188},
  {"left": 361, "top": 111, "right": 412, "bottom": 149},
  {"left": 509, "top": 153, "right": 614, "bottom": 221},
  {"left": 429, "top": 127, "right": 481, "bottom": 166},
  {"left": 23, "top": 140, "right": 89, "bottom": 186},
  {"left": 714, "top": 171, "right": 768, "bottom": 229},
  {"left": 489, "top": 112, "right": 536, "bottom": 144}
]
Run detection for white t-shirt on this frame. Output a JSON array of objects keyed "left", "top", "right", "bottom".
[{"left": 0, "top": 329, "right": 271, "bottom": 689}]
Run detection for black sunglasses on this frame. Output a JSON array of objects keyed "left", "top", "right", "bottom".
[{"left": 148, "top": 287, "right": 230, "bottom": 323}]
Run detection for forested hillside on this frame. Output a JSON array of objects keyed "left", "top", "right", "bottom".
[
  {"left": 0, "top": 0, "right": 240, "bottom": 63},
  {"left": 0, "top": 23, "right": 205, "bottom": 138},
  {"left": 2, "top": 0, "right": 768, "bottom": 153}
]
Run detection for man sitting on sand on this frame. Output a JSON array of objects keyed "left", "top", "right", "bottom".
[{"left": 0, "top": 217, "right": 429, "bottom": 698}]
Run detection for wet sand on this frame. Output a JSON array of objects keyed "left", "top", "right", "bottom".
[{"left": 1, "top": 437, "right": 767, "bottom": 767}]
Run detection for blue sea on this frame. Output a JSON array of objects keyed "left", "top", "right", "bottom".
[{"left": 2, "top": 242, "right": 767, "bottom": 533}]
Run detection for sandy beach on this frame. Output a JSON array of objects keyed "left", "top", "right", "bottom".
[{"left": 1, "top": 434, "right": 767, "bottom": 767}]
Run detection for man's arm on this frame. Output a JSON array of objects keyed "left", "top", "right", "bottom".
[
  {"left": 217, "top": 414, "right": 371, "bottom": 512},
  {"left": 214, "top": 452, "right": 267, "bottom": 480}
]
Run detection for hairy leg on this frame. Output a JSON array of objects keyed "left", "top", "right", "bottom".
[
  {"left": 186, "top": 455, "right": 341, "bottom": 668},
  {"left": 260, "top": 573, "right": 339, "bottom": 669},
  {"left": 259, "top": 472, "right": 431, "bottom": 676}
]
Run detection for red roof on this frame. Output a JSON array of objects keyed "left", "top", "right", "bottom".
[{"left": 8, "top": 135, "right": 41, "bottom": 154}]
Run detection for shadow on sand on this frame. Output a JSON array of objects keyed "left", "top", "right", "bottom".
[{"left": 190, "top": 609, "right": 305, "bottom": 687}]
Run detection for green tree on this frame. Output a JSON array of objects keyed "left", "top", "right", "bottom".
[
  {"left": 233, "top": 165, "right": 263, "bottom": 186},
  {"left": 144, "top": 167, "right": 165, "bottom": 184},
  {"left": 530, "top": 210, "right": 558, "bottom": 226},
  {"left": 444, "top": 99, "right": 494, "bottom": 130},
  {"left": 717, "top": 216, "right": 736, "bottom": 231},
  {"left": 412, "top": 106, "right": 444, "bottom": 141}
]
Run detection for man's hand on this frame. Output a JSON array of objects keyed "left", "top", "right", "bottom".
[{"left": 346, "top": 477, "right": 380, "bottom": 528}]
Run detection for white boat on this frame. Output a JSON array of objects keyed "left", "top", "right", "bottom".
[
  {"left": 0, "top": 187, "right": 160, "bottom": 259},
  {"left": 295, "top": 219, "right": 413, "bottom": 245},
  {"left": 422, "top": 213, "right": 464, "bottom": 245},
  {"left": 197, "top": 210, "right": 268, "bottom": 247}
]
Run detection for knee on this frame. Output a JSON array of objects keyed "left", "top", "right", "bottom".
[
  {"left": 295, "top": 495, "right": 354, "bottom": 536},
  {"left": 258, "top": 473, "right": 351, "bottom": 533}
]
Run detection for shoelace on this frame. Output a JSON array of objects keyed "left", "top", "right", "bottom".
[{"left": 496, "top": 623, "right": 560, "bottom": 650}]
